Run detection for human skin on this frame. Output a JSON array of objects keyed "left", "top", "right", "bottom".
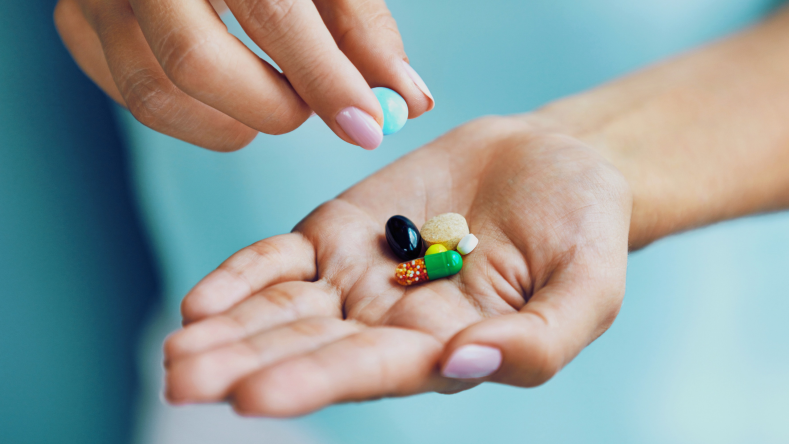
[
  {"left": 53, "top": 0, "right": 433, "bottom": 151},
  {"left": 162, "top": 7, "right": 789, "bottom": 416}
]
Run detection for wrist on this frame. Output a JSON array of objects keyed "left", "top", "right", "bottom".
[{"left": 526, "top": 102, "right": 677, "bottom": 250}]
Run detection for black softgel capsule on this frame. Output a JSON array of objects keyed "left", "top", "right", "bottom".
[{"left": 385, "top": 215, "right": 423, "bottom": 261}]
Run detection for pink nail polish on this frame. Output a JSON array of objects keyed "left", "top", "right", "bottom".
[
  {"left": 402, "top": 60, "right": 435, "bottom": 109},
  {"left": 336, "top": 107, "right": 383, "bottom": 150},
  {"left": 442, "top": 345, "right": 502, "bottom": 379}
]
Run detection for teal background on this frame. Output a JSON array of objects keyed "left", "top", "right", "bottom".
[
  {"left": 0, "top": 1, "right": 159, "bottom": 443},
  {"left": 2, "top": 0, "right": 789, "bottom": 443}
]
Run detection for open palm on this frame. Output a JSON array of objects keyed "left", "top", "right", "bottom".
[{"left": 164, "top": 116, "right": 632, "bottom": 417}]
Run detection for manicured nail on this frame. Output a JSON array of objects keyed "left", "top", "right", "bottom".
[
  {"left": 336, "top": 107, "right": 383, "bottom": 150},
  {"left": 442, "top": 345, "right": 502, "bottom": 379},
  {"left": 402, "top": 60, "right": 434, "bottom": 109}
]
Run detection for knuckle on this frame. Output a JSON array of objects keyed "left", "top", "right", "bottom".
[
  {"left": 165, "top": 360, "right": 201, "bottom": 401},
  {"left": 289, "top": 318, "right": 330, "bottom": 337},
  {"left": 231, "top": 380, "right": 269, "bottom": 416},
  {"left": 263, "top": 287, "right": 299, "bottom": 317},
  {"left": 450, "top": 115, "right": 520, "bottom": 146},
  {"left": 465, "top": 115, "right": 512, "bottom": 135},
  {"left": 248, "top": 238, "right": 286, "bottom": 264},
  {"left": 516, "top": 314, "right": 565, "bottom": 387},
  {"left": 529, "top": 341, "right": 564, "bottom": 386},
  {"left": 232, "top": 396, "right": 260, "bottom": 417},
  {"left": 163, "top": 330, "right": 190, "bottom": 358},
  {"left": 185, "top": 353, "right": 218, "bottom": 383},
  {"left": 216, "top": 130, "right": 257, "bottom": 152},
  {"left": 237, "top": 0, "right": 299, "bottom": 41},
  {"left": 158, "top": 31, "right": 218, "bottom": 92},
  {"left": 335, "top": 7, "right": 398, "bottom": 50},
  {"left": 120, "top": 69, "right": 179, "bottom": 129},
  {"left": 179, "top": 295, "right": 203, "bottom": 323},
  {"left": 597, "top": 293, "right": 624, "bottom": 337},
  {"left": 82, "top": 0, "right": 120, "bottom": 31},
  {"left": 258, "top": 100, "right": 308, "bottom": 135},
  {"left": 363, "top": 9, "right": 398, "bottom": 35},
  {"left": 299, "top": 62, "right": 333, "bottom": 95}
]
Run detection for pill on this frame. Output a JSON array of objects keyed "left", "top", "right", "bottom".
[
  {"left": 421, "top": 213, "right": 469, "bottom": 251},
  {"left": 456, "top": 234, "right": 479, "bottom": 255},
  {"left": 385, "top": 215, "right": 423, "bottom": 261},
  {"left": 425, "top": 244, "right": 448, "bottom": 256},
  {"left": 395, "top": 251, "right": 463, "bottom": 286},
  {"left": 373, "top": 87, "right": 408, "bottom": 135}
]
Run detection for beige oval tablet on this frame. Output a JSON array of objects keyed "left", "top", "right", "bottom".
[{"left": 420, "top": 213, "right": 469, "bottom": 251}]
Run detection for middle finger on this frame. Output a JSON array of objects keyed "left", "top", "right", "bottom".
[
  {"left": 166, "top": 316, "right": 362, "bottom": 403},
  {"left": 226, "top": 0, "right": 385, "bottom": 149},
  {"left": 129, "top": 0, "right": 312, "bottom": 135}
]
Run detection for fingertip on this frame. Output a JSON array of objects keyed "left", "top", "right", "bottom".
[
  {"left": 368, "top": 57, "right": 433, "bottom": 120},
  {"left": 163, "top": 362, "right": 193, "bottom": 405},
  {"left": 165, "top": 316, "right": 245, "bottom": 361},
  {"left": 166, "top": 345, "right": 259, "bottom": 403},
  {"left": 444, "top": 313, "right": 565, "bottom": 388},
  {"left": 206, "top": 126, "right": 259, "bottom": 153},
  {"left": 335, "top": 106, "right": 384, "bottom": 150},
  {"left": 441, "top": 344, "right": 502, "bottom": 380},
  {"left": 232, "top": 361, "right": 325, "bottom": 417},
  {"left": 181, "top": 270, "right": 249, "bottom": 323},
  {"left": 400, "top": 60, "right": 435, "bottom": 114}
]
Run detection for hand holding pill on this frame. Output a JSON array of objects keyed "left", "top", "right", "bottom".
[
  {"left": 55, "top": 0, "right": 434, "bottom": 151},
  {"left": 165, "top": 116, "right": 630, "bottom": 417}
]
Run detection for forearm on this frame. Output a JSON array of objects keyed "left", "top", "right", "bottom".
[{"left": 537, "top": 6, "right": 789, "bottom": 249}]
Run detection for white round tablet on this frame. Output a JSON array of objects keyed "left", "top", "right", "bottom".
[{"left": 456, "top": 234, "right": 479, "bottom": 255}]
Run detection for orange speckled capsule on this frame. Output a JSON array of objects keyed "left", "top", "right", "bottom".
[
  {"left": 394, "top": 251, "right": 463, "bottom": 286},
  {"left": 395, "top": 258, "right": 428, "bottom": 286}
]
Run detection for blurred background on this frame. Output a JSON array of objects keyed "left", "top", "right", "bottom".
[{"left": 1, "top": 0, "right": 788, "bottom": 443}]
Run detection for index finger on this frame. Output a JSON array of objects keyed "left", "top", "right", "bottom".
[
  {"left": 129, "top": 0, "right": 312, "bottom": 135},
  {"left": 181, "top": 233, "right": 316, "bottom": 323},
  {"left": 226, "top": 0, "right": 386, "bottom": 149}
]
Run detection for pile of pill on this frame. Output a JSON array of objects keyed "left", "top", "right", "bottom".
[{"left": 386, "top": 213, "right": 479, "bottom": 286}]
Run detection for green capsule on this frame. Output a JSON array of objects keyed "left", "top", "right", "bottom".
[
  {"left": 424, "top": 250, "right": 463, "bottom": 280},
  {"left": 395, "top": 250, "right": 463, "bottom": 286}
]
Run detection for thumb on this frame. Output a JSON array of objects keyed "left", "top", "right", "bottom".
[
  {"left": 440, "top": 270, "right": 625, "bottom": 387},
  {"left": 314, "top": 0, "right": 435, "bottom": 117}
]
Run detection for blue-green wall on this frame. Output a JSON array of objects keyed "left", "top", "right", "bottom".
[{"left": 0, "top": 2, "right": 159, "bottom": 443}]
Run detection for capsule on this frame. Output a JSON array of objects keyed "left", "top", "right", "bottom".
[
  {"left": 385, "top": 215, "right": 423, "bottom": 261},
  {"left": 395, "top": 250, "right": 463, "bottom": 286}
]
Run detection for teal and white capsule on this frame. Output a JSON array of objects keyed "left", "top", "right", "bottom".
[{"left": 395, "top": 251, "right": 463, "bottom": 286}]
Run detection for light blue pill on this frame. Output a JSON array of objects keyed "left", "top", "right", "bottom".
[{"left": 372, "top": 87, "right": 408, "bottom": 136}]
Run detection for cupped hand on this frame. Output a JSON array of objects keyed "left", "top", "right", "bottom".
[
  {"left": 163, "top": 115, "right": 632, "bottom": 416},
  {"left": 54, "top": 0, "right": 433, "bottom": 151}
]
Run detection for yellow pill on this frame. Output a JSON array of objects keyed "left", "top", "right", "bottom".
[{"left": 425, "top": 244, "right": 448, "bottom": 256}]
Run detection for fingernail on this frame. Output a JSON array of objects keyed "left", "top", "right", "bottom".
[
  {"left": 442, "top": 345, "right": 502, "bottom": 379},
  {"left": 401, "top": 60, "right": 435, "bottom": 109},
  {"left": 336, "top": 107, "right": 383, "bottom": 150}
]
